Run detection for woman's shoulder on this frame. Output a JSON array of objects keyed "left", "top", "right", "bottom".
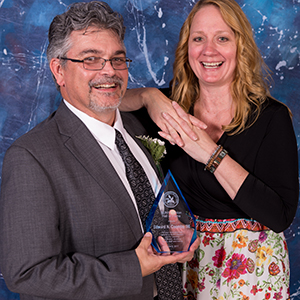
[
  {"left": 247, "top": 96, "right": 291, "bottom": 121},
  {"left": 253, "top": 97, "right": 293, "bottom": 132},
  {"left": 261, "top": 96, "right": 290, "bottom": 114}
]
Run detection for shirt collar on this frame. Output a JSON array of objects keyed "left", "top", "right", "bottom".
[{"left": 63, "top": 100, "right": 126, "bottom": 150}]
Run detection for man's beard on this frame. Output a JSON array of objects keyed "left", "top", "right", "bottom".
[
  {"left": 88, "top": 76, "right": 123, "bottom": 112},
  {"left": 89, "top": 94, "right": 122, "bottom": 112}
]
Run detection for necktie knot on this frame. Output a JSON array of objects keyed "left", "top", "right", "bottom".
[{"left": 115, "top": 130, "right": 127, "bottom": 153}]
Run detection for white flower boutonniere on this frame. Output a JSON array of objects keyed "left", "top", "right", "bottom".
[{"left": 136, "top": 135, "right": 167, "bottom": 167}]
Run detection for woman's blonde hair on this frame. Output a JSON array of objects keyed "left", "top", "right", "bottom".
[{"left": 170, "top": 0, "right": 272, "bottom": 135}]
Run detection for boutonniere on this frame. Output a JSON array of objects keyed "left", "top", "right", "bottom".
[{"left": 136, "top": 135, "right": 167, "bottom": 168}]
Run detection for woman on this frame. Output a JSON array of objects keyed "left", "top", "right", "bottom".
[{"left": 122, "top": 0, "right": 299, "bottom": 299}]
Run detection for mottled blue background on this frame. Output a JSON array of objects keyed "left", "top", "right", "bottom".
[{"left": 0, "top": 0, "right": 299, "bottom": 299}]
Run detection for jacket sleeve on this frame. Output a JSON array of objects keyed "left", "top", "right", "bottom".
[
  {"left": 0, "top": 145, "right": 145, "bottom": 299},
  {"left": 233, "top": 105, "right": 299, "bottom": 232}
]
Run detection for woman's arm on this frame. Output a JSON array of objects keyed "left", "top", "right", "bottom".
[
  {"left": 159, "top": 102, "right": 248, "bottom": 199},
  {"left": 233, "top": 105, "right": 299, "bottom": 232},
  {"left": 159, "top": 101, "right": 299, "bottom": 232},
  {"left": 122, "top": 88, "right": 206, "bottom": 143},
  {"left": 121, "top": 88, "right": 160, "bottom": 111},
  {"left": 121, "top": 88, "right": 173, "bottom": 133}
]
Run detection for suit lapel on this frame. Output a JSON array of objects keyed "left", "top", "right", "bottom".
[{"left": 55, "top": 102, "right": 143, "bottom": 239}]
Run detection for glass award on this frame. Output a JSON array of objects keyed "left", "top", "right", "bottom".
[{"left": 145, "top": 170, "right": 197, "bottom": 253}]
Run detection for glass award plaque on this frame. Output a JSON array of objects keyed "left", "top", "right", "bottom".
[{"left": 145, "top": 170, "right": 197, "bottom": 253}]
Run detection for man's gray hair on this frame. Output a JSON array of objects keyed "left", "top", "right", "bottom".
[{"left": 47, "top": 1, "right": 126, "bottom": 62}]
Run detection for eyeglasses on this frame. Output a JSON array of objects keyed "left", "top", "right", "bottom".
[{"left": 59, "top": 56, "right": 132, "bottom": 71}]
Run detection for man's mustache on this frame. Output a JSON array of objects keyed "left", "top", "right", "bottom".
[{"left": 89, "top": 76, "right": 123, "bottom": 88}]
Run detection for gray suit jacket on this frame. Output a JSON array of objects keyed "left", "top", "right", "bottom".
[{"left": 0, "top": 101, "right": 161, "bottom": 300}]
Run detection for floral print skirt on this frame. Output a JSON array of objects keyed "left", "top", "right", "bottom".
[{"left": 182, "top": 218, "right": 290, "bottom": 300}]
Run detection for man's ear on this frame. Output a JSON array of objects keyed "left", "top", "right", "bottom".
[{"left": 50, "top": 58, "right": 65, "bottom": 87}]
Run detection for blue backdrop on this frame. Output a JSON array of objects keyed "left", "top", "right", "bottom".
[{"left": 0, "top": 0, "right": 299, "bottom": 299}]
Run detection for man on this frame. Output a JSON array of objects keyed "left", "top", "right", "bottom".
[{"left": 0, "top": 2, "right": 199, "bottom": 300}]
